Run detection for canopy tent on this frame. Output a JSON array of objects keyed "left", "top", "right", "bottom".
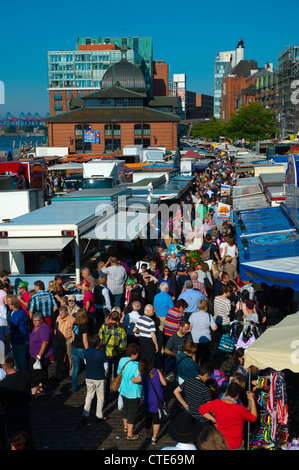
[
  {"left": 235, "top": 206, "right": 299, "bottom": 291},
  {"left": 183, "top": 148, "right": 201, "bottom": 157},
  {"left": 49, "top": 162, "right": 83, "bottom": 171},
  {"left": 244, "top": 312, "right": 299, "bottom": 373},
  {"left": 82, "top": 211, "right": 156, "bottom": 242}
]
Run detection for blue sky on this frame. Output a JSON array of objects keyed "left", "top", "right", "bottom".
[{"left": 0, "top": 0, "right": 298, "bottom": 117}]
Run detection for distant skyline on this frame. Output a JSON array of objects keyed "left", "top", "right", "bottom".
[{"left": 1, "top": 0, "right": 298, "bottom": 117}]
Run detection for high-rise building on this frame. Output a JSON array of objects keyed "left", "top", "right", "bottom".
[
  {"left": 213, "top": 39, "right": 246, "bottom": 118},
  {"left": 47, "top": 36, "right": 153, "bottom": 116},
  {"left": 214, "top": 50, "right": 236, "bottom": 119}
]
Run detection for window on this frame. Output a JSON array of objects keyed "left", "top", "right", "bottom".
[
  {"left": 134, "top": 124, "right": 150, "bottom": 136},
  {"left": 105, "top": 138, "right": 121, "bottom": 152}
]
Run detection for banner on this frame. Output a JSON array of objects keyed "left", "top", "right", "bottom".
[
  {"left": 221, "top": 184, "right": 231, "bottom": 196},
  {"left": 217, "top": 203, "right": 230, "bottom": 220},
  {"left": 84, "top": 130, "right": 100, "bottom": 143}
]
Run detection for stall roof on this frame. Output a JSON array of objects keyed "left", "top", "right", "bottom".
[
  {"left": 259, "top": 172, "right": 285, "bottom": 186},
  {"left": 244, "top": 311, "right": 299, "bottom": 372},
  {"left": 264, "top": 185, "right": 285, "bottom": 201},
  {"left": 235, "top": 206, "right": 299, "bottom": 290},
  {"left": 0, "top": 200, "right": 114, "bottom": 229},
  {"left": 233, "top": 194, "right": 269, "bottom": 211},
  {"left": 233, "top": 184, "right": 262, "bottom": 198},
  {"left": 235, "top": 206, "right": 294, "bottom": 237},
  {"left": 81, "top": 211, "right": 156, "bottom": 242},
  {"left": 236, "top": 176, "right": 261, "bottom": 187},
  {"left": 0, "top": 237, "right": 74, "bottom": 252}
]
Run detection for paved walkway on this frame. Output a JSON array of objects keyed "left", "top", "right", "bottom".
[{"left": 30, "top": 364, "right": 178, "bottom": 451}]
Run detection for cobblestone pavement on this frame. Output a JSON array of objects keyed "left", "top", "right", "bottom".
[{"left": 30, "top": 363, "right": 179, "bottom": 451}]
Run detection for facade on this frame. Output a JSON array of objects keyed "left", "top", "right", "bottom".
[
  {"left": 153, "top": 60, "right": 169, "bottom": 96},
  {"left": 277, "top": 45, "right": 299, "bottom": 136},
  {"left": 235, "top": 68, "right": 278, "bottom": 116},
  {"left": 213, "top": 39, "right": 245, "bottom": 118},
  {"left": 168, "top": 73, "right": 187, "bottom": 119},
  {"left": 45, "top": 57, "right": 180, "bottom": 154},
  {"left": 221, "top": 60, "right": 259, "bottom": 120},
  {"left": 48, "top": 36, "right": 153, "bottom": 116},
  {"left": 214, "top": 50, "right": 236, "bottom": 118}
]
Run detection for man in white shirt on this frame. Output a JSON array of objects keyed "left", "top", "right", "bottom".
[{"left": 102, "top": 256, "right": 127, "bottom": 309}]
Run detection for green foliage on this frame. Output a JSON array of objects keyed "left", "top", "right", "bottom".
[
  {"left": 4, "top": 125, "right": 17, "bottom": 133},
  {"left": 226, "top": 102, "right": 279, "bottom": 143},
  {"left": 191, "top": 116, "right": 227, "bottom": 141}
]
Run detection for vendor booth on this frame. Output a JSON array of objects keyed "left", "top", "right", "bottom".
[
  {"left": 244, "top": 312, "right": 299, "bottom": 450},
  {"left": 235, "top": 155, "right": 299, "bottom": 291}
]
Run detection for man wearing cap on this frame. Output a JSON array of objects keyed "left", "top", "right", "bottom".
[{"left": 67, "top": 295, "right": 80, "bottom": 318}]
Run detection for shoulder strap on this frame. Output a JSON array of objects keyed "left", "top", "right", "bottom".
[
  {"left": 176, "top": 355, "right": 191, "bottom": 365},
  {"left": 120, "top": 359, "right": 133, "bottom": 373}
]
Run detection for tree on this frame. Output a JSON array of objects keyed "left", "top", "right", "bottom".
[
  {"left": 226, "top": 102, "right": 279, "bottom": 144},
  {"left": 191, "top": 116, "right": 228, "bottom": 141}
]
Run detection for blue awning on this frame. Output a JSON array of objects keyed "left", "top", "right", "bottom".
[{"left": 235, "top": 206, "right": 299, "bottom": 291}]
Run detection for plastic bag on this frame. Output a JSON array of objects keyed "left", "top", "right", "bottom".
[{"left": 33, "top": 359, "right": 42, "bottom": 370}]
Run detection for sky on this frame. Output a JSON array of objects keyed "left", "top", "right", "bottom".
[{"left": 0, "top": 0, "right": 298, "bottom": 118}]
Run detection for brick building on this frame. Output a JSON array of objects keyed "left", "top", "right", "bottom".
[
  {"left": 45, "top": 54, "right": 180, "bottom": 153},
  {"left": 221, "top": 60, "right": 258, "bottom": 120}
]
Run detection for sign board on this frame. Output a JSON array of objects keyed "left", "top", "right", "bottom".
[
  {"left": 221, "top": 184, "right": 231, "bottom": 196},
  {"left": 217, "top": 202, "right": 231, "bottom": 220},
  {"left": 84, "top": 131, "right": 100, "bottom": 143}
]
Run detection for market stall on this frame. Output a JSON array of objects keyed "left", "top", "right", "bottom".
[{"left": 244, "top": 312, "right": 299, "bottom": 450}]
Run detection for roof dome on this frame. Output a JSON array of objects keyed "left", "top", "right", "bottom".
[
  {"left": 237, "top": 38, "right": 244, "bottom": 48},
  {"left": 101, "top": 59, "right": 147, "bottom": 92}
]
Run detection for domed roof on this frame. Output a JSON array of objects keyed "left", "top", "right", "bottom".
[
  {"left": 101, "top": 59, "right": 147, "bottom": 92},
  {"left": 237, "top": 38, "right": 244, "bottom": 48}
]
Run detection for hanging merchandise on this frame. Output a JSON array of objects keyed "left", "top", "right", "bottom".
[{"left": 267, "top": 372, "right": 289, "bottom": 442}]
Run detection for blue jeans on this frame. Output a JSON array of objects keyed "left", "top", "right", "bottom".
[
  {"left": 12, "top": 342, "right": 27, "bottom": 372},
  {"left": 111, "top": 293, "right": 123, "bottom": 310},
  {"left": 71, "top": 347, "right": 85, "bottom": 392}
]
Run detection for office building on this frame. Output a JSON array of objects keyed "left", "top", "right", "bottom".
[{"left": 47, "top": 36, "right": 153, "bottom": 116}]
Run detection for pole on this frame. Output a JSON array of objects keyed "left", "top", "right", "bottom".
[
  {"left": 74, "top": 230, "right": 81, "bottom": 284},
  {"left": 247, "top": 366, "right": 252, "bottom": 450}
]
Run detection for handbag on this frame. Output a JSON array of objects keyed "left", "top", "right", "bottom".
[
  {"left": 202, "top": 244, "right": 211, "bottom": 261},
  {"left": 218, "top": 332, "right": 235, "bottom": 353},
  {"left": 148, "top": 374, "right": 169, "bottom": 420},
  {"left": 110, "top": 359, "right": 133, "bottom": 392}
]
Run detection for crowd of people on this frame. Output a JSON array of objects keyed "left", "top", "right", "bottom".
[{"left": 0, "top": 153, "right": 297, "bottom": 451}]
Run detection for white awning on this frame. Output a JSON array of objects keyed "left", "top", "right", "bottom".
[
  {"left": 82, "top": 212, "right": 156, "bottom": 242},
  {"left": 0, "top": 237, "right": 74, "bottom": 252}
]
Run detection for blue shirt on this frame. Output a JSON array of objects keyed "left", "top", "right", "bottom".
[
  {"left": 178, "top": 288, "right": 205, "bottom": 313},
  {"left": 9, "top": 308, "right": 28, "bottom": 345},
  {"left": 84, "top": 348, "right": 108, "bottom": 381},
  {"left": 117, "top": 357, "right": 142, "bottom": 399},
  {"left": 153, "top": 291, "right": 174, "bottom": 318}
]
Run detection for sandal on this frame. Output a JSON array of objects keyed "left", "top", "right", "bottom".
[{"left": 127, "top": 434, "right": 139, "bottom": 441}]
